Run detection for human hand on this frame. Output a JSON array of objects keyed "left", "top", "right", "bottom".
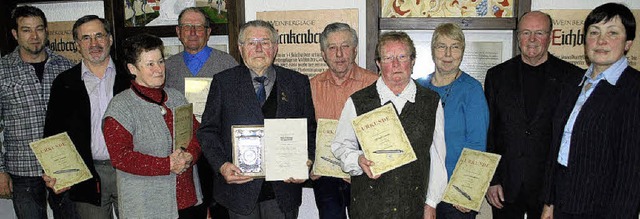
[
  {"left": 423, "top": 204, "right": 436, "bottom": 219},
  {"left": 541, "top": 204, "right": 554, "bottom": 219},
  {"left": 219, "top": 162, "right": 253, "bottom": 184},
  {"left": 486, "top": 184, "right": 504, "bottom": 209},
  {"left": 169, "top": 150, "right": 188, "bottom": 174},
  {"left": 42, "top": 174, "right": 70, "bottom": 194},
  {"left": 0, "top": 172, "right": 12, "bottom": 199},
  {"left": 454, "top": 204, "right": 471, "bottom": 213},
  {"left": 310, "top": 171, "right": 321, "bottom": 180},
  {"left": 284, "top": 160, "right": 313, "bottom": 183},
  {"left": 284, "top": 177, "right": 307, "bottom": 184},
  {"left": 358, "top": 155, "right": 380, "bottom": 179},
  {"left": 177, "top": 149, "right": 193, "bottom": 165}
]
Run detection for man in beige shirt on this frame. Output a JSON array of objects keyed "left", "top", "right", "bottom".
[{"left": 309, "top": 22, "right": 377, "bottom": 219}]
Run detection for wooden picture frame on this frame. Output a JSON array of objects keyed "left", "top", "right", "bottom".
[{"left": 105, "top": 0, "right": 244, "bottom": 61}]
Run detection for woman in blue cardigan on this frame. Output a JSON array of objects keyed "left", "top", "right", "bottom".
[{"left": 416, "top": 23, "right": 490, "bottom": 219}]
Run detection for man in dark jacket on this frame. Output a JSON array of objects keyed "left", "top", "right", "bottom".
[
  {"left": 43, "top": 15, "right": 130, "bottom": 219},
  {"left": 484, "top": 11, "right": 582, "bottom": 219},
  {"left": 197, "top": 20, "right": 316, "bottom": 218}
]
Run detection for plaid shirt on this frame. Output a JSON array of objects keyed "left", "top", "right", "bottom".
[{"left": 0, "top": 47, "right": 74, "bottom": 176}]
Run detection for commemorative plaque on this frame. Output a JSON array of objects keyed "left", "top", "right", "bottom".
[{"left": 231, "top": 125, "right": 265, "bottom": 177}]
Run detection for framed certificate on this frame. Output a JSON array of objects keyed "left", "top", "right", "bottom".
[{"left": 231, "top": 125, "right": 265, "bottom": 177}]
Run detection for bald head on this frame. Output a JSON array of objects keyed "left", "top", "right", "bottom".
[{"left": 517, "top": 11, "right": 553, "bottom": 66}]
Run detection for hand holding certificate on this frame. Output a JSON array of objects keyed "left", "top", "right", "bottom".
[
  {"left": 351, "top": 104, "right": 416, "bottom": 176},
  {"left": 443, "top": 148, "right": 501, "bottom": 211},
  {"left": 29, "top": 132, "right": 92, "bottom": 192}
]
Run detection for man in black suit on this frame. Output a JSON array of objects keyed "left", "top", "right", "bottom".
[
  {"left": 484, "top": 11, "right": 582, "bottom": 219},
  {"left": 43, "top": 15, "right": 130, "bottom": 219},
  {"left": 197, "top": 20, "right": 316, "bottom": 218}
]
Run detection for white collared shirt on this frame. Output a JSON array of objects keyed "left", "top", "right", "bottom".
[{"left": 331, "top": 78, "right": 447, "bottom": 208}]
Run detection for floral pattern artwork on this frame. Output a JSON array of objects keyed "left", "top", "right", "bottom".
[{"left": 381, "top": 0, "right": 513, "bottom": 18}]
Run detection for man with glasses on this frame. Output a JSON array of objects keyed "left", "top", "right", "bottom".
[
  {"left": 42, "top": 15, "right": 130, "bottom": 219},
  {"left": 166, "top": 7, "right": 237, "bottom": 94},
  {"left": 484, "top": 11, "right": 582, "bottom": 219},
  {"left": 197, "top": 20, "right": 316, "bottom": 218},
  {"left": 165, "top": 7, "right": 238, "bottom": 219},
  {"left": 0, "top": 5, "right": 75, "bottom": 218}
]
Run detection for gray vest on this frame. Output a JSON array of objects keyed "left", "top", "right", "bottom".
[
  {"left": 349, "top": 82, "right": 439, "bottom": 219},
  {"left": 104, "top": 87, "right": 195, "bottom": 219}
]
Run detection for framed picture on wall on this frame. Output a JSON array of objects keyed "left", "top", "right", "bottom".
[{"left": 106, "top": 0, "right": 244, "bottom": 60}]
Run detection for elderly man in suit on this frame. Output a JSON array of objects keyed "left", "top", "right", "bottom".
[
  {"left": 484, "top": 11, "right": 582, "bottom": 219},
  {"left": 196, "top": 20, "right": 316, "bottom": 219}
]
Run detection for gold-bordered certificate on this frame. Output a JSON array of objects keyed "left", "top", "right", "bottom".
[
  {"left": 29, "top": 132, "right": 93, "bottom": 191},
  {"left": 443, "top": 148, "right": 501, "bottom": 211},
  {"left": 231, "top": 125, "right": 265, "bottom": 177},
  {"left": 173, "top": 103, "right": 193, "bottom": 150},
  {"left": 264, "top": 119, "right": 308, "bottom": 181},
  {"left": 185, "top": 77, "right": 212, "bottom": 122},
  {"left": 312, "top": 119, "right": 349, "bottom": 178},
  {"left": 351, "top": 104, "right": 416, "bottom": 176}
]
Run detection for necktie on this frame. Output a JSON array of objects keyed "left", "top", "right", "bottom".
[{"left": 254, "top": 76, "right": 267, "bottom": 105}]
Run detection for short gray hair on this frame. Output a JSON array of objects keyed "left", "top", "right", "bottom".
[
  {"left": 238, "top": 20, "right": 278, "bottom": 45},
  {"left": 319, "top": 22, "right": 358, "bottom": 51}
]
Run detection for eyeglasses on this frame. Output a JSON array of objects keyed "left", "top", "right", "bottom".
[
  {"left": 179, "top": 24, "right": 207, "bottom": 32},
  {"left": 434, "top": 44, "right": 463, "bottom": 53},
  {"left": 79, "top": 32, "right": 108, "bottom": 44},
  {"left": 380, "top": 54, "right": 411, "bottom": 63},
  {"left": 518, "top": 30, "right": 549, "bottom": 38},
  {"left": 242, "top": 38, "right": 274, "bottom": 49}
]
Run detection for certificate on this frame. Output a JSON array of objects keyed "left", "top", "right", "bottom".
[
  {"left": 351, "top": 104, "right": 416, "bottom": 176},
  {"left": 173, "top": 103, "right": 193, "bottom": 150},
  {"left": 231, "top": 125, "right": 265, "bottom": 177},
  {"left": 264, "top": 119, "right": 309, "bottom": 181},
  {"left": 443, "top": 148, "right": 501, "bottom": 211},
  {"left": 29, "top": 132, "right": 93, "bottom": 192},
  {"left": 184, "top": 77, "right": 212, "bottom": 122},
  {"left": 312, "top": 119, "right": 349, "bottom": 178}
]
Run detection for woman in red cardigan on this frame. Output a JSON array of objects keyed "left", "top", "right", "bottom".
[{"left": 103, "top": 33, "right": 203, "bottom": 218}]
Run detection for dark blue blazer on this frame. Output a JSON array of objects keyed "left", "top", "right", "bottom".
[
  {"left": 43, "top": 61, "right": 131, "bottom": 205},
  {"left": 197, "top": 64, "right": 316, "bottom": 215},
  {"left": 544, "top": 66, "right": 640, "bottom": 217}
]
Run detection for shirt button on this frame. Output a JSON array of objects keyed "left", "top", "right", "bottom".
[{"left": 525, "top": 130, "right": 531, "bottom": 135}]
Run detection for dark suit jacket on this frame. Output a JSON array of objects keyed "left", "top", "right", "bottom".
[
  {"left": 43, "top": 61, "right": 131, "bottom": 205},
  {"left": 197, "top": 65, "right": 316, "bottom": 215},
  {"left": 484, "top": 54, "right": 582, "bottom": 202},
  {"left": 543, "top": 66, "right": 640, "bottom": 217}
]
